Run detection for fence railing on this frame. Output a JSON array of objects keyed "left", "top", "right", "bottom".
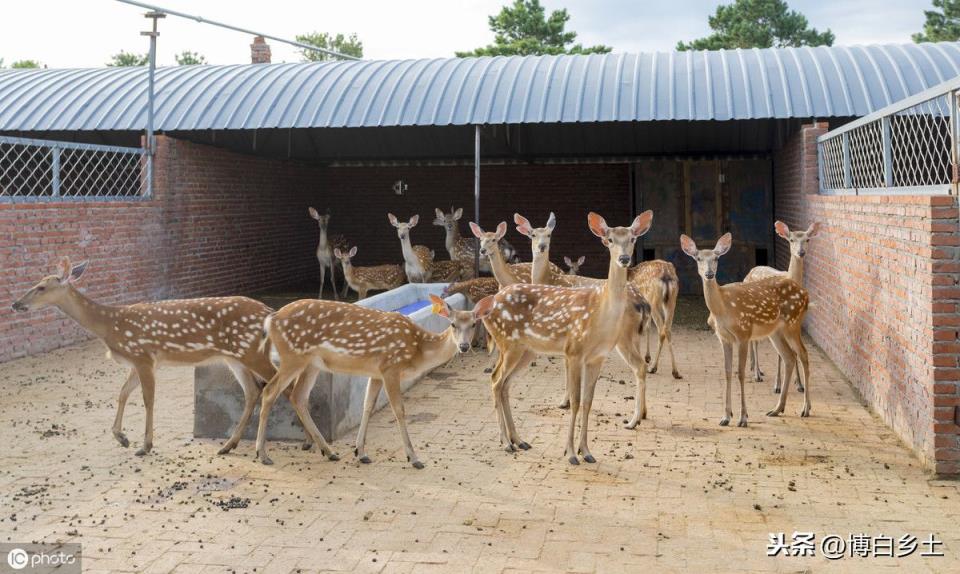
[
  {"left": 0, "top": 136, "right": 150, "bottom": 202},
  {"left": 818, "top": 76, "right": 960, "bottom": 196}
]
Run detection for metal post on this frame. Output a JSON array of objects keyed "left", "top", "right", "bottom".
[
  {"left": 50, "top": 147, "right": 61, "bottom": 197},
  {"left": 142, "top": 11, "right": 164, "bottom": 198},
  {"left": 881, "top": 116, "right": 893, "bottom": 187},
  {"left": 950, "top": 90, "right": 959, "bottom": 195},
  {"left": 474, "top": 125, "right": 481, "bottom": 276},
  {"left": 842, "top": 132, "right": 852, "bottom": 190}
]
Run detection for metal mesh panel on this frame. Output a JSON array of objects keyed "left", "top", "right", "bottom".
[
  {"left": 890, "top": 94, "right": 951, "bottom": 187},
  {"left": 848, "top": 122, "right": 884, "bottom": 189},
  {"left": 0, "top": 136, "right": 147, "bottom": 200},
  {"left": 818, "top": 136, "right": 845, "bottom": 190}
]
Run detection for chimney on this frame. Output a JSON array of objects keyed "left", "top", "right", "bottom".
[{"left": 250, "top": 36, "right": 271, "bottom": 64}]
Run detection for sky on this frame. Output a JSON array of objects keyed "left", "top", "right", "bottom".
[{"left": 0, "top": 0, "right": 939, "bottom": 67}]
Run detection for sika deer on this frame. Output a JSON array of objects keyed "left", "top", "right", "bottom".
[
  {"left": 680, "top": 234, "right": 811, "bottom": 426},
  {"left": 482, "top": 212, "right": 653, "bottom": 464},
  {"left": 434, "top": 207, "right": 517, "bottom": 274},
  {"left": 630, "top": 260, "right": 682, "bottom": 379},
  {"left": 11, "top": 257, "right": 281, "bottom": 456},
  {"left": 334, "top": 247, "right": 406, "bottom": 300},
  {"left": 514, "top": 212, "right": 561, "bottom": 285},
  {"left": 564, "top": 256, "right": 586, "bottom": 275},
  {"left": 744, "top": 221, "right": 821, "bottom": 392},
  {"left": 308, "top": 207, "right": 349, "bottom": 300},
  {"left": 388, "top": 213, "right": 435, "bottom": 283},
  {"left": 254, "top": 295, "right": 495, "bottom": 467}
]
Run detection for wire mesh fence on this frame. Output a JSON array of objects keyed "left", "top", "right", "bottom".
[
  {"left": 818, "top": 83, "right": 957, "bottom": 195},
  {"left": 0, "top": 136, "right": 149, "bottom": 201}
]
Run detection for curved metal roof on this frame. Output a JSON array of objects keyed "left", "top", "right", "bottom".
[{"left": 1, "top": 43, "right": 959, "bottom": 132}]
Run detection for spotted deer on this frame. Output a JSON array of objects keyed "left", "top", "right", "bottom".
[
  {"left": 334, "top": 246, "right": 406, "bottom": 300},
  {"left": 744, "top": 221, "right": 821, "bottom": 392},
  {"left": 443, "top": 277, "right": 500, "bottom": 304},
  {"left": 514, "top": 212, "right": 562, "bottom": 285},
  {"left": 680, "top": 233, "right": 811, "bottom": 426},
  {"left": 427, "top": 259, "right": 467, "bottom": 283},
  {"left": 630, "top": 260, "right": 682, "bottom": 379},
  {"left": 482, "top": 212, "right": 653, "bottom": 465},
  {"left": 308, "top": 207, "right": 350, "bottom": 300},
  {"left": 433, "top": 207, "right": 517, "bottom": 275},
  {"left": 254, "top": 295, "right": 495, "bottom": 467},
  {"left": 468, "top": 222, "right": 561, "bottom": 287},
  {"left": 564, "top": 256, "right": 586, "bottom": 275},
  {"left": 388, "top": 213, "right": 435, "bottom": 283},
  {"left": 11, "top": 257, "right": 284, "bottom": 456}
]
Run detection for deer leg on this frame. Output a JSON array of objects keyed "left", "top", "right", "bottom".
[
  {"left": 750, "top": 341, "right": 761, "bottom": 383},
  {"left": 644, "top": 316, "right": 653, "bottom": 364},
  {"left": 112, "top": 368, "right": 140, "bottom": 448},
  {"left": 491, "top": 346, "right": 526, "bottom": 451},
  {"left": 793, "top": 350, "right": 805, "bottom": 393},
  {"left": 289, "top": 366, "right": 338, "bottom": 460},
  {"left": 318, "top": 264, "right": 326, "bottom": 299},
  {"left": 134, "top": 364, "right": 156, "bottom": 456},
  {"left": 789, "top": 332, "right": 811, "bottom": 417},
  {"left": 218, "top": 362, "right": 261, "bottom": 455},
  {"left": 736, "top": 341, "right": 749, "bottom": 427},
  {"left": 563, "top": 357, "right": 583, "bottom": 465},
  {"left": 576, "top": 358, "right": 604, "bottom": 463},
  {"left": 255, "top": 366, "right": 303, "bottom": 465},
  {"left": 355, "top": 377, "right": 383, "bottom": 463},
  {"left": 501, "top": 350, "right": 536, "bottom": 451},
  {"left": 618, "top": 337, "right": 648, "bottom": 430},
  {"left": 766, "top": 333, "right": 795, "bottom": 417},
  {"left": 664, "top": 296, "right": 682, "bottom": 380},
  {"left": 329, "top": 262, "right": 340, "bottom": 301},
  {"left": 719, "top": 340, "right": 734, "bottom": 426},
  {"left": 648, "top": 309, "right": 665, "bottom": 374},
  {"left": 382, "top": 375, "right": 423, "bottom": 468}
]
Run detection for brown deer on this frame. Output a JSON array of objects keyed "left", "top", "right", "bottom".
[
  {"left": 254, "top": 295, "right": 495, "bottom": 467},
  {"left": 308, "top": 207, "right": 350, "bottom": 300},
  {"left": 629, "top": 260, "right": 682, "bottom": 379},
  {"left": 11, "top": 257, "right": 282, "bottom": 456},
  {"left": 564, "top": 256, "right": 586, "bottom": 275},
  {"left": 744, "top": 221, "right": 820, "bottom": 392},
  {"left": 513, "top": 212, "right": 562, "bottom": 285},
  {"left": 443, "top": 277, "right": 500, "bottom": 304},
  {"left": 680, "top": 233, "right": 811, "bottom": 426},
  {"left": 334, "top": 246, "right": 406, "bottom": 300},
  {"left": 434, "top": 207, "right": 517, "bottom": 274},
  {"left": 468, "top": 222, "right": 562, "bottom": 287},
  {"left": 388, "top": 213, "right": 435, "bottom": 283},
  {"left": 481, "top": 212, "right": 653, "bottom": 465},
  {"left": 427, "top": 259, "right": 467, "bottom": 283}
]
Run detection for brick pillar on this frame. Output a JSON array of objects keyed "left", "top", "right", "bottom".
[
  {"left": 800, "top": 122, "right": 829, "bottom": 195},
  {"left": 250, "top": 36, "right": 271, "bottom": 64},
  {"left": 932, "top": 195, "right": 960, "bottom": 476}
]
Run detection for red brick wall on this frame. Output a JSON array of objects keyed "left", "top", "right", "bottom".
[
  {"left": 0, "top": 136, "right": 322, "bottom": 362},
  {"left": 774, "top": 123, "right": 960, "bottom": 475}
]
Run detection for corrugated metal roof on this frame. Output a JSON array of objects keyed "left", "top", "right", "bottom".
[{"left": 1, "top": 43, "right": 959, "bottom": 132}]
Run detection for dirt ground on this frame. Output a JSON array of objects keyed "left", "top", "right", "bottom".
[{"left": 1, "top": 323, "right": 958, "bottom": 573}]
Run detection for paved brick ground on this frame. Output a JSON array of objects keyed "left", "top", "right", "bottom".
[{"left": 0, "top": 327, "right": 958, "bottom": 573}]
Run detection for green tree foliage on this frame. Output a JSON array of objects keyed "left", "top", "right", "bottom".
[
  {"left": 295, "top": 32, "right": 363, "bottom": 61},
  {"left": 175, "top": 51, "right": 207, "bottom": 65},
  {"left": 914, "top": 0, "right": 960, "bottom": 42},
  {"left": 677, "top": 0, "right": 834, "bottom": 51},
  {"left": 107, "top": 51, "right": 149, "bottom": 67},
  {"left": 456, "top": 0, "right": 611, "bottom": 57},
  {"left": 10, "top": 60, "right": 42, "bottom": 69}
]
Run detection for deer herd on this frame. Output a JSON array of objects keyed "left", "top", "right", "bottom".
[{"left": 12, "top": 203, "right": 821, "bottom": 469}]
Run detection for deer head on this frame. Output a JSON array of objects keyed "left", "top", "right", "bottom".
[
  {"left": 468, "top": 221, "right": 508, "bottom": 258},
  {"left": 680, "top": 233, "right": 732, "bottom": 281},
  {"left": 12, "top": 256, "right": 88, "bottom": 312},
  {"left": 514, "top": 212, "right": 555, "bottom": 254},
  {"left": 775, "top": 221, "right": 821, "bottom": 259},
  {"left": 429, "top": 294, "right": 496, "bottom": 352},
  {"left": 388, "top": 213, "right": 419, "bottom": 241},
  {"left": 432, "top": 207, "right": 463, "bottom": 232},
  {"left": 333, "top": 246, "right": 359, "bottom": 267},
  {"left": 588, "top": 211, "right": 652, "bottom": 268},
  {"left": 308, "top": 207, "right": 331, "bottom": 231},
  {"left": 563, "top": 255, "right": 586, "bottom": 275}
]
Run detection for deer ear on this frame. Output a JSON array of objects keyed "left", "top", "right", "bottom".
[
  {"left": 514, "top": 213, "right": 532, "bottom": 237},
  {"left": 388, "top": 213, "right": 399, "bottom": 227},
  {"left": 429, "top": 294, "right": 450, "bottom": 318},
  {"left": 587, "top": 212, "right": 608, "bottom": 238},
  {"left": 714, "top": 233, "right": 733, "bottom": 256},
  {"left": 774, "top": 220, "right": 790, "bottom": 239},
  {"left": 495, "top": 221, "right": 508, "bottom": 240},
  {"left": 349, "top": 246, "right": 358, "bottom": 258},
  {"left": 631, "top": 210, "right": 654, "bottom": 237},
  {"left": 308, "top": 207, "right": 320, "bottom": 220},
  {"left": 546, "top": 212, "right": 556, "bottom": 230},
  {"left": 333, "top": 248, "right": 342, "bottom": 258},
  {"left": 435, "top": 208, "right": 445, "bottom": 219},
  {"left": 577, "top": 255, "right": 585, "bottom": 266},
  {"left": 473, "top": 295, "right": 496, "bottom": 320},
  {"left": 409, "top": 214, "right": 419, "bottom": 227},
  {"left": 69, "top": 261, "right": 88, "bottom": 283},
  {"left": 453, "top": 207, "right": 463, "bottom": 220},
  {"left": 58, "top": 257, "right": 72, "bottom": 281},
  {"left": 680, "top": 235, "right": 698, "bottom": 257},
  {"left": 564, "top": 256, "right": 573, "bottom": 266},
  {"left": 806, "top": 221, "right": 821, "bottom": 237}
]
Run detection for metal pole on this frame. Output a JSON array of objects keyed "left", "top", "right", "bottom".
[
  {"left": 142, "top": 11, "right": 163, "bottom": 197},
  {"left": 474, "top": 125, "right": 481, "bottom": 277},
  {"left": 842, "top": 132, "right": 852, "bottom": 190},
  {"left": 950, "top": 90, "right": 958, "bottom": 196},
  {"left": 50, "top": 147, "right": 61, "bottom": 198},
  {"left": 881, "top": 116, "right": 893, "bottom": 188}
]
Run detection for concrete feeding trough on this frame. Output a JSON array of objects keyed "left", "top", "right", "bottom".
[{"left": 193, "top": 283, "right": 467, "bottom": 442}]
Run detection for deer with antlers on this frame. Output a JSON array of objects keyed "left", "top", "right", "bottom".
[
  {"left": 388, "top": 213, "right": 436, "bottom": 283},
  {"left": 744, "top": 221, "right": 820, "bottom": 392},
  {"left": 254, "top": 295, "right": 495, "bottom": 467},
  {"left": 433, "top": 207, "right": 517, "bottom": 275},
  {"left": 480, "top": 212, "right": 653, "bottom": 464},
  {"left": 564, "top": 256, "right": 586, "bottom": 275},
  {"left": 680, "top": 233, "right": 811, "bottom": 426},
  {"left": 11, "top": 257, "right": 286, "bottom": 456},
  {"left": 334, "top": 246, "right": 406, "bottom": 300},
  {"left": 308, "top": 207, "right": 350, "bottom": 300}
]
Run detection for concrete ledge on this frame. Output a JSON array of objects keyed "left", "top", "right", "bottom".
[{"left": 194, "top": 284, "right": 466, "bottom": 442}]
